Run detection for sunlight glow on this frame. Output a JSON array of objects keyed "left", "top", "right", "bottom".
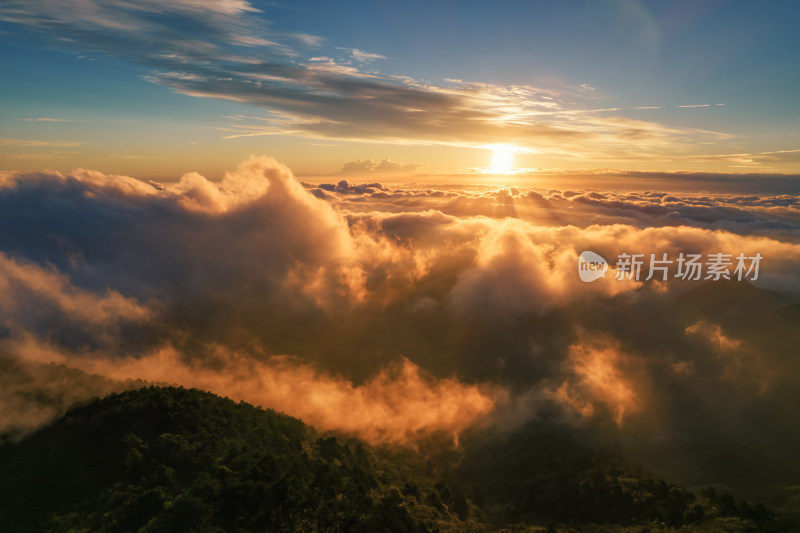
[{"left": 489, "top": 144, "right": 515, "bottom": 174}]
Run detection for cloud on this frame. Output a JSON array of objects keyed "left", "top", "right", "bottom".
[
  {"left": 444, "top": 222, "right": 636, "bottom": 318},
  {"left": 315, "top": 177, "right": 800, "bottom": 241},
  {"left": 0, "top": 252, "right": 149, "bottom": 327},
  {"left": 337, "top": 157, "right": 422, "bottom": 175},
  {"left": 0, "top": 138, "right": 83, "bottom": 147},
  {"left": 21, "top": 346, "right": 501, "bottom": 446},
  {"left": 0, "top": 157, "right": 799, "bottom": 475},
  {"left": 110, "top": 154, "right": 158, "bottom": 160},
  {"left": 553, "top": 336, "right": 644, "bottom": 426},
  {"left": 289, "top": 33, "right": 324, "bottom": 47},
  {"left": 313, "top": 180, "right": 387, "bottom": 197},
  {"left": 351, "top": 48, "right": 387, "bottom": 62},
  {"left": 20, "top": 118, "right": 75, "bottom": 122},
  {"left": 0, "top": 352, "right": 145, "bottom": 441},
  {"left": 0, "top": 152, "right": 80, "bottom": 160},
  {"left": 0, "top": 1, "right": 738, "bottom": 160},
  {"left": 685, "top": 321, "right": 743, "bottom": 352}
]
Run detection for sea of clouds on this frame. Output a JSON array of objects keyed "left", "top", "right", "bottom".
[{"left": 1, "top": 157, "right": 798, "bottom": 495}]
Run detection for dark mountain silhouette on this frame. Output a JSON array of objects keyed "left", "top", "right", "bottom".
[
  {"left": 672, "top": 279, "right": 796, "bottom": 328},
  {"left": 0, "top": 386, "right": 794, "bottom": 532}
]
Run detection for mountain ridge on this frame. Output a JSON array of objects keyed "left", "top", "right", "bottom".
[{"left": 0, "top": 385, "right": 794, "bottom": 532}]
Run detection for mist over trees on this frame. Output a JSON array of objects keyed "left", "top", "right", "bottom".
[{"left": 0, "top": 386, "right": 793, "bottom": 532}]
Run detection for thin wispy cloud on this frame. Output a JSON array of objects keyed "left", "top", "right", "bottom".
[
  {"left": 660, "top": 148, "right": 800, "bottom": 167},
  {"left": 0, "top": 138, "right": 83, "bottom": 147},
  {"left": 0, "top": 0, "right": 740, "bottom": 163},
  {"left": 110, "top": 154, "right": 158, "bottom": 160},
  {"left": 336, "top": 157, "right": 422, "bottom": 175},
  {"left": 288, "top": 33, "right": 325, "bottom": 47},
  {"left": 351, "top": 48, "right": 387, "bottom": 62},
  {"left": 20, "top": 117, "right": 75, "bottom": 122},
  {"left": 0, "top": 152, "right": 80, "bottom": 160}
]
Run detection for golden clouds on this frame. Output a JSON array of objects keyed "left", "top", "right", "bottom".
[
  {"left": 1, "top": 158, "right": 799, "bottom": 447},
  {"left": 15, "top": 345, "right": 501, "bottom": 446},
  {"left": 565, "top": 337, "right": 644, "bottom": 426}
]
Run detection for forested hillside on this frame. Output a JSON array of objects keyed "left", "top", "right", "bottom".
[{"left": 0, "top": 387, "right": 793, "bottom": 532}]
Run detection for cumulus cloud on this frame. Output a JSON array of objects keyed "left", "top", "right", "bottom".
[
  {"left": 0, "top": 251, "right": 149, "bottom": 333},
  {"left": 685, "top": 321, "right": 742, "bottom": 353},
  {"left": 0, "top": 157, "right": 799, "bottom": 478},
  {"left": 314, "top": 177, "right": 800, "bottom": 242},
  {"left": 557, "top": 336, "right": 645, "bottom": 426}
]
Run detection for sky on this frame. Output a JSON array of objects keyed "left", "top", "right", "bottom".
[
  {"left": 2, "top": 1, "right": 800, "bottom": 508},
  {"left": 1, "top": 0, "right": 800, "bottom": 180}
]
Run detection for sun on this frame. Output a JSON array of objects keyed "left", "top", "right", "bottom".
[{"left": 489, "top": 144, "right": 515, "bottom": 173}]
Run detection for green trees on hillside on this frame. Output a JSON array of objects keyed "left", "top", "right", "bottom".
[
  {"left": 0, "top": 387, "right": 427, "bottom": 532},
  {"left": 0, "top": 386, "right": 793, "bottom": 532}
]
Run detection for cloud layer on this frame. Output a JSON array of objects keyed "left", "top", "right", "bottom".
[{"left": 0, "top": 158, "right": 799, "bottom": 489}]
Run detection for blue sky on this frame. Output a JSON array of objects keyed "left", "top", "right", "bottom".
[{"left": 1, "top": 0, "right": 799, "bottom": 178}]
